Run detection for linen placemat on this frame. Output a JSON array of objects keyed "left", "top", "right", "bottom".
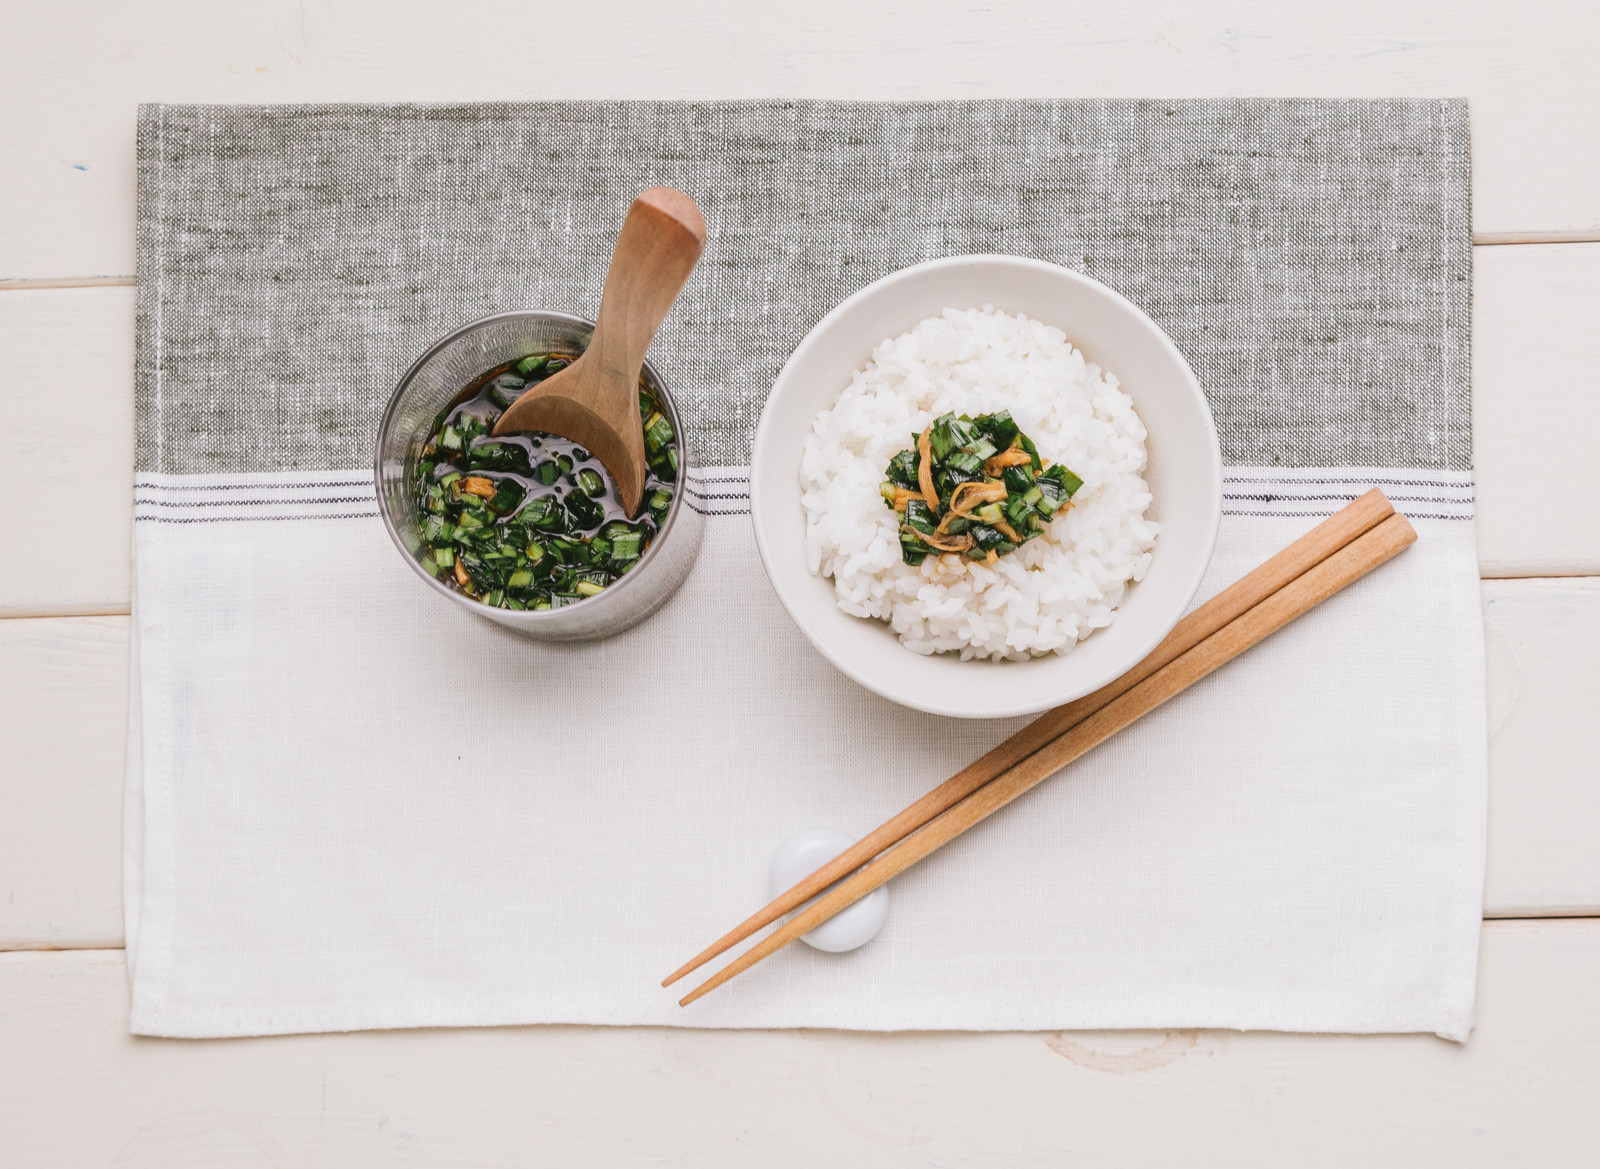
[{"left": 126, "top": 99, "right": 1486, "bottom": 1040}]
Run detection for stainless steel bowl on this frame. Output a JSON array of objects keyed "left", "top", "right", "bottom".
[{"left": 375, "top": 310, "right": 703, "bottom": 641}]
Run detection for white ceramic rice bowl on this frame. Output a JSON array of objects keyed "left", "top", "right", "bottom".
[{"left": 751, "top": 255, "right": 1221, "bottom": 719}]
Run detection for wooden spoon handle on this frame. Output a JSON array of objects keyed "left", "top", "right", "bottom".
[{"left": 588, "top": 188, "right": 706, "bottom": 380}]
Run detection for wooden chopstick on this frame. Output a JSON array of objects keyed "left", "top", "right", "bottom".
[
  {"left": 662, "top": 488, "right": 1396, "bottom": 989},
  {"left": 677, "top": 507, "right": 1418, "bottom": 1006}
]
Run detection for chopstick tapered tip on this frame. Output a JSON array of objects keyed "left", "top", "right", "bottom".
[
  {"left": 661, "top": 954, "right": 709, "bottom": 987},
  {"left": 679, "top": 962, "right": 737, "bottom": 1005},
  {"left": 677, "top": 943, "right": 769, "bottom": 1007}
]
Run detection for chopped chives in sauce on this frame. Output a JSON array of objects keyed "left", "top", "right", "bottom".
[
  {"left": 413, "top": 354, "right": 679, "bottom": 609},
  {"left": 880, "top": 410, "right": 1081, "bottom": 566}
]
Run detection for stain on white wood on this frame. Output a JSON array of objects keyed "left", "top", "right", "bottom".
[
  {"left": 1, "top": 1, "right": 1599, "bottom": 279},
  {"left": 1473, "top": 243, "right": 1600, "bottom": 577},
  {"left": 1, "top": 923, "right": 1596, "bottom": 1166},
  {"left": 2, "top": 578, "right": 1594, "bottom": 949}
]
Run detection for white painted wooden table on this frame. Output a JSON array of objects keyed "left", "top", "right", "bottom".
[{"left": 3, "top": 2, "right": 1598, "bottom": 1163}]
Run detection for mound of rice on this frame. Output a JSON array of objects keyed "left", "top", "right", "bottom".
[{"left": 799, "top": 306, "right": 1159, "bottom": 661}]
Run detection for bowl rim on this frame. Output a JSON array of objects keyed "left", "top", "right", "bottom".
[
  {"left": 374, "top": 308, "right": 694, "bottom": 625},
  {"left": 749, "top": 253, "right": 1223, "bottom": 719}
]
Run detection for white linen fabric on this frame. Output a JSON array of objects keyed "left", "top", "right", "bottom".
[
  {"left": 126, "top": 466, "right": 1486, "bottom": 1040},
  {"left": 126, "top": 98, "right": 1485, "bottom": 1041}
]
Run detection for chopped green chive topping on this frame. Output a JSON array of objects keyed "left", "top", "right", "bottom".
[
  {"left": 414, "top": 354, "right": 679, "bottom": 609},
  {"left": 880, "top": 410, "right": 1081, "bottom": 566}
]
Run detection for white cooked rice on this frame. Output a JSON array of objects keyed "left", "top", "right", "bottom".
[{"left": 799, "top": 306, "right": 1158, "bottom": 661}]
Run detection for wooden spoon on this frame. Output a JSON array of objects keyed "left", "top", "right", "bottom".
[{"left": 492, "top": 187, "right": 706, "bottom": 516}]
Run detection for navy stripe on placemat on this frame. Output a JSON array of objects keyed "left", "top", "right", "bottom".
[{"left": 132, "top": 468, "right": 1471, "bottom": 524}]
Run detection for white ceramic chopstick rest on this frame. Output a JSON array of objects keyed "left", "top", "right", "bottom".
[{"left": 768, "top": 827, "right": 889, "bottom": 953}]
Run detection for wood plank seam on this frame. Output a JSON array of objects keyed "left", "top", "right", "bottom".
[
  {"left": 1485, "top": 911, "right": 1600, "bottom": 921},
  {"left": 1475, "top": 231, "right": 1600, "bottom": 246},
  {"left": 0, "top": 276, "right": 136, "bottom": 290},
  {"left": 1479, "top": 571, "right": 1600, "bottom": 582}
]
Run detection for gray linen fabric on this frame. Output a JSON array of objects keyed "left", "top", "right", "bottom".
[{"left": 134, "top": 100, "right": 1469, "bottom": 474}]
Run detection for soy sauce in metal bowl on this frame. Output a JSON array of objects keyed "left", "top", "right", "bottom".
[{"left": 413, "top": 354, "right": 679, "bottom": 612}]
